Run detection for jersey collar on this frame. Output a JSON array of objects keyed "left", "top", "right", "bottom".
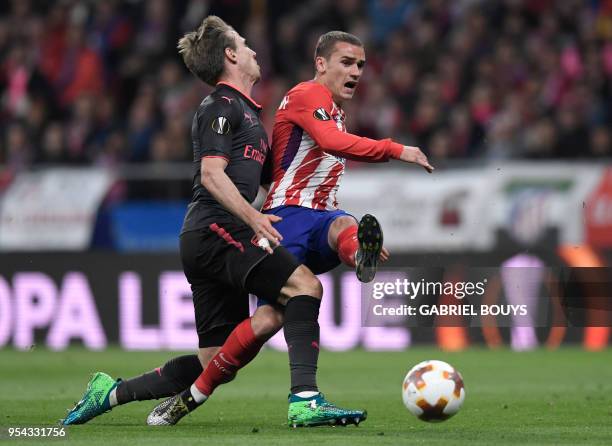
[{"left": 216, "top": 82, "right": 262, "bottom": 110}]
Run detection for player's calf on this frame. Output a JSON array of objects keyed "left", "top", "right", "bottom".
[{"left": 250, "top": 303, "right": 284, "bottom": 339}]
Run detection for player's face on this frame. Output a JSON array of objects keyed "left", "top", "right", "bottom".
[
  {"left": 231, "top": 31, "right": 261, "bottom": 82},
  {"left": 318, "top": 42, "right": 366, "bottom": 103}
]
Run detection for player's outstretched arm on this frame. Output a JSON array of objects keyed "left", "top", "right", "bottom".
[
  {"left": 293, "top": 109, "right": 401, "bottom": 163},
  {"left": 302, "top": 117, "right": 434, "bottom": 172},
  {"left": 201, "top": 157, "right": 282, "bottom": 252},
  {"left": 286, "top": 85, "right": 432, "bottom": 168}
]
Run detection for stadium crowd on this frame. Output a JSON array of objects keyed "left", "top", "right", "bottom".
[{"left": 1, "top": 0, "right": 611, "bottom": 174}]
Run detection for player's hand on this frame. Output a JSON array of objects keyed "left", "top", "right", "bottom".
[
  {"left": 380, "top": 246, "right": 390, "bottom": 262},
  {"left": 399, "top": 146, "right": 434, "bottom": 173},
  {"left": 249, "top": 212, "right": 283, "bottom": 254}
]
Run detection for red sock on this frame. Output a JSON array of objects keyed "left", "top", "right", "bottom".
[
  {"left": 194, "top": 318, "right": 264, "bottom": 396},
  {"left": 336, "top": 226, "right": 358, "bottom": 267}
]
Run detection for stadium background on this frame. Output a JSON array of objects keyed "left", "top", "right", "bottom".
[
  {"left": 1, "top": 0, "right": 612, "bottom": 355},
  {"left": 1, "top": 2, "right": 612, "bottom": 445}
]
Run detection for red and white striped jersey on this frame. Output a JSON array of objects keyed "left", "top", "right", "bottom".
[{"left": 262, "top": 81, "right": 404, "bottom": 211}]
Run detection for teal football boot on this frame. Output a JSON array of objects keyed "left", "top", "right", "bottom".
[
  {"left": 61, "top": 372, "right": 118, "bottom": 425},
  {"left": 288, "top": 393, "right": 367, "bottom": 427}
]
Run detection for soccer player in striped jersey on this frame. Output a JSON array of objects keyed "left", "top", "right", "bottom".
[
  {"left": 262, "top": 31, "right": 433, "bottom": 283},
  {"left": 251, "top": 32, "right": 434, "bottom": 425}
]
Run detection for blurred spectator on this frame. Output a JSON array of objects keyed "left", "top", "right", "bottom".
[
  {"left": 409, "top": 98, "right": 443, "bottom": 149},
  {"left": 388, "top": 59, "right": 418, "bottom": 114},
  {"left": 590, "top": 126, "right": 611, "bottom": 157},
  {"left": 523, "top": 118, "right": 557, "bottom": 159},
  {"left": 163, "top": 114, "right": 190, "bottom": 161},
  {"left": 96, "top": 129, "right": 127, "bottom": 166},
  {"left": 368, "top": 0, "right": 415, "bottom": 44},
  {"left": 90, "top": 0, "right": 133, "bottom": 85},
  {"left": 65, "top": 93, "right": 96, "bottom": 163},
  {"left": 355, "top": 82, "right": 401, "bottom": 139},
  {"left": 41, "top": 22, "right": 104, "bottom": 107},
  {"left": 158, "top": 59, "right": 194, "bottom": 119},
  {"left": 2, "top": 44, "right": 31, "bottom": 118},
  {"left": 273, "top": 14, "right": 302, "bottom": 78},
  {"left": 134, "top": 0, "right": 172, "bottom": 59},
  {"left": 39, "top": 122, "right": 67, "bottom": 164},
  {"left": 4, "top": 120, "right": 32, "bottom": 171},
  {"left": 90, "top": 95, "right": 120, "bottom": 154},
  {"left": 127, "top": 93, "right": 158, "bottom": 162},
  {"left": 486, "top": 109, "right": 520, "bottom": 160},
  {"left": 555, "top": 106, "right": 590, "bottom": 158},
  {"left": 469, "top": 83, "right": 496, "bottom": 127},
  {"left": 428, "top": 129, "right": 451, "bottom": 162},
  {"left": 448, "top": 105, "right": 480, "bottom": 157},
  {"left": 24, "top": 97, "right": 47, "bottom": 149},
  {"left": 151, "top": 131, "right": 172, "bottom": 163}
]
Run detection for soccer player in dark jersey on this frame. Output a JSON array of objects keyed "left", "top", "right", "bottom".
[{"left": 61, "top": 16, "right": 365, "bottom": 428}]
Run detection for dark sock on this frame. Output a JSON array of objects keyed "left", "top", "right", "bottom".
[
  {"left": 283, "top": 295, "right": 321, "bottom": 394},
  {"left": 115, "top": 355, "right": 202, "bottom": 404},
  {"left": 180, "top": 388, "right": 201, "bottom": 412}
]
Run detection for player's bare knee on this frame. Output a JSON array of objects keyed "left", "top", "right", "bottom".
[
  {"left": 332, "top": 215, "right": 357, "bottom": 231},
  {"left": 329, "top": 215, "right": 358, "bottom": 249},
  {"left": 198, "top": 346, "right": 220, "bottom": 369},
  {"left": 281, "top": 265, "right": 322, "bottom": 300},
  {"left": 251, "top": 305, "right": 284, "bottom": 339},
  {"left": 306, "top": 274, "right": 323, "bottom": 298},
  {"left": 293, "top": 266, "right": 322, "bottom": 298},
  {"left": 257, "top": 315, "right": 283, "bottom": 338}
]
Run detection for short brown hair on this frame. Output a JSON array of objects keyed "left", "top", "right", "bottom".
[
  {"left": 314, "top": 31, "right": 363, "bottom": 60},
  {"left": 177, "top": 16, "right": 236, "bottom": 86}
]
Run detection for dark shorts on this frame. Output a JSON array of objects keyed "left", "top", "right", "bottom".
[{"left": 180, "top": 218, "right": 300, "bottom": 347}]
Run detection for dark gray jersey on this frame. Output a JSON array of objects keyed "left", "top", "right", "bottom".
[{"left": 182, "top": 83, "right": 271, "bottom": 233}]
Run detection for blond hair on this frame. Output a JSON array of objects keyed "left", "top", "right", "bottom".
[{"left": 178, "top": 16, "right": 236, "bottom": 86}]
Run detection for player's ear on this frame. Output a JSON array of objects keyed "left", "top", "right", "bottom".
[
  {"left": 225, "top": 47, "right": 238, "bottom": 64},
  {"left": 315, "top": 56, "right": 327, "bottom": 75}
]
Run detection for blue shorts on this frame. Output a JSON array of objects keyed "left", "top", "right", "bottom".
[{"left": 257, "top": 205, "right": 355, "bottom": 306}]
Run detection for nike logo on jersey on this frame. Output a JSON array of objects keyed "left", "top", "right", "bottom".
[
  {"left": 279, "top": 95, "right": 289, "bottom": 110},
  {"left": 219, "top": 353, "right": 235, "bottom": 365}
]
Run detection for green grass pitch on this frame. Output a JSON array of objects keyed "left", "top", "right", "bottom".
[{"left": 1, "top": 347, "right": 611, "bottom": 445}]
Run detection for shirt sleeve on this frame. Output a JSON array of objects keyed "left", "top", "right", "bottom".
[
  {"left": 285, "top": 85, "right": 403, "bottom": 162},
  {"left": 195, "top": 97, "right": 241, "bottom": 161}
]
